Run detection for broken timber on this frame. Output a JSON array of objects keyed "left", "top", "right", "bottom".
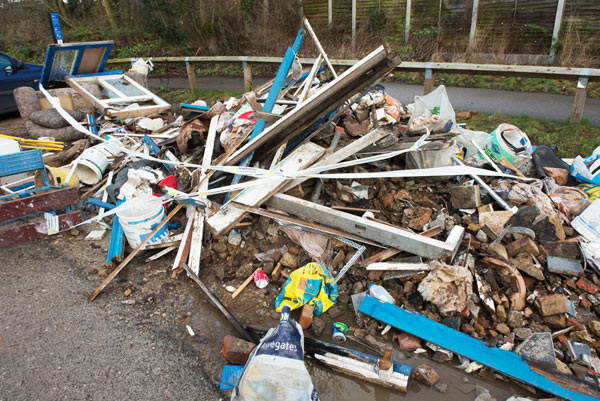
[
  {"left": 359, "top": 296, "right": 599, "bottom": 401},
  {"left": 206, "top": 142, "right": 325, "bottom": 236},
  {"left": 225, "top": 45, "right": 400, "bottom": 166},
  {"left": 188, "top": 115, "right": 218, "bottom": 275},
  {"left": 267, "top": 194, "right": 464, "bottom": 259}
]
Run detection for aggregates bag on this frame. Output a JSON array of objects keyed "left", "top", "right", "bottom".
[{"left": 231, "top": 305, "right": 319, "bottom": 401}]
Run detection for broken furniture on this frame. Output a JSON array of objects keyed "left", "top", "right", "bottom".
[{"left": 0, "top": 149, "right": 81, "bottom": 248}]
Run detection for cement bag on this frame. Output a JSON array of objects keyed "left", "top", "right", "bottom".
[
  {"left": 407, "top": 85, "right": 456, "bottom": 134},
  {"left": 231, "top": 305, "right": 319, "bottom": 401}
]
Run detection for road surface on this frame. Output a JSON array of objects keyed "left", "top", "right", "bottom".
[{"left": 149, "top": 76, "right": 600, "bottom": 126}]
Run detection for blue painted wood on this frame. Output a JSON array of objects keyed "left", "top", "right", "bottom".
[
  {"left": 225, "top": 28, "right": 304, "bottom": 202},
  {"left": 40, "top": 41, "right": 114, "bottom": 86},
  {"left": 358, "top": 296, "right": 598, "bottom": 401},
  {"left": 181, "top": 103, "right": 211, "bottom": 111},
  {"left": 0, "top": 149, "right": 53, "bottom": 200},
  {"left": 142, "top": 134, "right": 174, "bottom": 175}
]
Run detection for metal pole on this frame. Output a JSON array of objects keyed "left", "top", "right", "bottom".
[
  {"left": 469, "top": 0, "right": 479, "bottom": 48},
  {"left": 328, "top": 0, "right": 332, "bottom": 26},
  {"left": 352, "top": 0, "right": 356, "bottom": 54},
  {"left": 549, "top": 0, "right": 566, "bottom": 64},
  {"left": 405, "top": 0, "right": 412, "bottom": 43}
]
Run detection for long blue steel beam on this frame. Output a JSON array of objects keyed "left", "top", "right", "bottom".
[{"left": 358, "top": 296, "right": 598, "bottom": 401}]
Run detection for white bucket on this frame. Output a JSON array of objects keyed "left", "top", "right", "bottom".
[
  {"left": 117, "top": 197, "right": 169, "bottom": 249},
  {"left": 75, "top": 148, "right": 109, "bottom": 185}
]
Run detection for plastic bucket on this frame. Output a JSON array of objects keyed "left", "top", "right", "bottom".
[
  {"left": 117, "top": 197, "right": 169, "bottom": 249},
  {"left": 484, "top": 124, "right": 532, "bottom": 164},
  {"left": 74, "top": 148, "right": 109, "bottom": 185},
  {"left": 47, "top": 166, "right": 79, "bottom": 187}
]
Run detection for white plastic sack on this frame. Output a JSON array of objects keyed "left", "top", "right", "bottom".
[
  {"left": 456, "top": 127, "right": 491, "bottom": 167},
  {"left": 570, "top": 146, "right": 600, "bottom": 185},
  {"left": 407, "top": 85, "right": 457, "bottom": 134}
]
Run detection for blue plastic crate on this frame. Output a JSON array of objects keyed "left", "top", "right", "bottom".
[{"left": 0, "top": 149, "right": 45, "bottom": 178}]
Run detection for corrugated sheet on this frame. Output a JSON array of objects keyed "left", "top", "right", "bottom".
[{"left": 302, "top": 0, "right": 600, "bottom": 54}]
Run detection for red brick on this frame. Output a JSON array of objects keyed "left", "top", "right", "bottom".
[
  {"left": 576, "top": 279, "right": 599, "bottom": 295},
  {"left": 221, "top": 335, "right": 256, "bottom": 365},
  {"left": 299, "top": 304, "right": 315, "bottom": 329},
  {"left": 397, "top": 333, "right": 422, "bottom": 350}
]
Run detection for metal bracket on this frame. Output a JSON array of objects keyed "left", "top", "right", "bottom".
[
  {"left": 242, "top": 56, "right": 248, "bottom": 70},
  {"left": 185, "top": 56, "right": 190, "bottom": 70},
  {"left": 577, "top": 68, "right": 590, "bottom": 89},
  {"left": 425, "top": 62, "right": 433, "bottom": 80}
]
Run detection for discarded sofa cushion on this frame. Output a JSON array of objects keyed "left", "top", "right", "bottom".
[
  {"left": 29, "top": 109, "right": 85, "bottom": 129},
  {"left": 24, "top": 120, "right": 85, "bottom": 141},
  {"left": 13, "top": 86, "right": 39, "bottom": 121}
]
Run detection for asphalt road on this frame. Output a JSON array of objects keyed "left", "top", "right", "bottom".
[
  {"left": 149, "top": 76, "right": 600, "bottom": 126},
  {"left": 0, "top": 239, "right": 223, "bottom": 401}
]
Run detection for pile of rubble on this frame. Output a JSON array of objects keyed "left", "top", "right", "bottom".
[{"left": 2, "top": 20, "right": 600, "bottom": 401}]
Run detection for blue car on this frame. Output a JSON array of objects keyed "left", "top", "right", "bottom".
[{"left": 0, "top": 51, "right": 43, "bottom": 114}]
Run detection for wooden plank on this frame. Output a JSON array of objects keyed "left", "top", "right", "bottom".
[
  {"left": 224, "top": 46, "right": 398, "bottom": 166},
  {"left": 106, "top": 56, "right": 600, "bottom": 81},
  {"left": 232, "top": 268, "right": 260, "bottom": 299},
  {"left": 0, "top": 211, "right": 81, "bottom": 248},
  {"left": 186, "top": 60, "right": 197, "bottom": 92},
  {"left": 280, "top": 125, "right": 392, "bottom": 193},
  {"left": 206, "top": 142, "right": 325, "bottom": 236},
  {"left": 267, "top": 193, "right": 464, "bottom": 259},
  {"left": 172, "top": 206, "right": 194, "bottom": 270},
  {"left": 366, "top": 262, "right": 430, "bottom": 271},
  {"left": 359, "top": 296, "right": 600, "bottom": 401},
  {"left": 359, "top": 248, "right": 402, "bottom": 267},
  {"left": 188, "top": 115, "right": 218, "bottom": 275},
  {"left": 243, "top": 62, "right": 252, "bottom": 92},
  {"left": 0, "top": 187, "right": 79, "bottom": 222},
  {"left": 89, "top": 203, "right": 184, "bottom": 302},
  {"left": 303, "top": 18, "right": 337, "bottom": 78},
  {"left": 231, "top": 202, "right": 382, "bottom": 247}
]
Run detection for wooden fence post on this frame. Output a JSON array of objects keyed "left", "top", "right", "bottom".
[
  {"left": 185, "top": 58, "right": 196, "bottom": 92},
  {"left": 424, "top": 62, "right": 434, "bottom": 95},
  {"left": 469, "top": 0, "right": 479, "bottom": 49},
  {"left": 243, "top": 58, "right": 252, "bottom": 92},
  {"left": 570, "top": 69, "right": 589, "bottom": 124}
]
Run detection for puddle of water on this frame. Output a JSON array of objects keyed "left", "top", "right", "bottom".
[{"left": 181, "top": 286, "right": 535, "bottom": 401}]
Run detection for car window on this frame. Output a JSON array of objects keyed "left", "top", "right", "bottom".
[{"left": 0, "top": 54, "right": 13, "bottom": 70}]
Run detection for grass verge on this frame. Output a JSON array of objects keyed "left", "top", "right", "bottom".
[
  {"left": 153, "top": 88, "right": 243, "bottom": 111},
  {"left": 388, "top": 72, "right": 600, "bottom": 99},
  {"left": 464, "top": 113, "right": 598, "bottom": 158}
]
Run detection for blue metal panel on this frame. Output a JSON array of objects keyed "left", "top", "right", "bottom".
[{"left": 358, "top": 296, "right": 598, "bottom": 401}]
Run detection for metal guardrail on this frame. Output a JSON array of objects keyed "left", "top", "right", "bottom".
[{"left": 108, "top": 56, "right": 599, "bottom": 123}]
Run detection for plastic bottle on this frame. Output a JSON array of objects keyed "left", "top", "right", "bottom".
[{"left": 368, "top": 284, "right": 395, "bottom": 304}]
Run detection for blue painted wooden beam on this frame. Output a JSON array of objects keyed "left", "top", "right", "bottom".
[
  {"left": 224, "top": 28, "right": 305, "bottom": 202},
  {"left": 358, "top": 296, "right": 598, "bottom": 401}
]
